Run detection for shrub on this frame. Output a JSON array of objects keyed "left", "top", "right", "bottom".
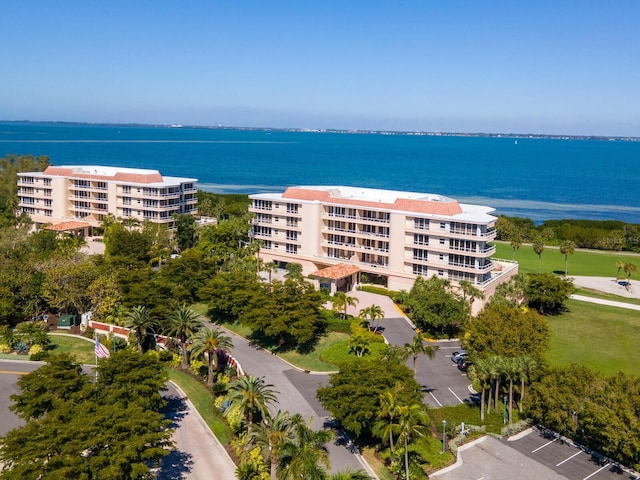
[
  {"left": 14, "top": 342, "right": 28, "bottom": 354},
  {"left": 83, "top": 326, "right": 95, "bottom": 339},
  {"left": 190, "top": 358, "right": 208, "bottom": 378},
  {"left": 0, "top": 343, "right": 11, "bottom": 354},
  {"left": 158, "top": 349, "right": 174, "bottom": 362},
  {"left": 350, "top": 321, "right": 385, "bottom": 343},
  {"left": 28, "top": 344, "right": 43, "bottom": 356}
]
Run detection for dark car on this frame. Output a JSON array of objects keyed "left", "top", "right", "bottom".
[
  {"left": 457, "top": 358, "right": 472, "bottom": 372},
  {"left": 451, "top": 349, "right": 467, "bottom": 363}
]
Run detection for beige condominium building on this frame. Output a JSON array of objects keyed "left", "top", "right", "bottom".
[
  {"left": 17, "top": 165, "right": 197, "bottom": 235},
  {"left": 249, "top": 186, "right": 518, "bottom": 313}
]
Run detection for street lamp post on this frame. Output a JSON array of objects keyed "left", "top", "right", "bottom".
[
  {"left": 442, "top": 420, "right": 447, "bottom": 453},
  {"left": 503, "top": 395, "right": 508, "bottom": 425}
]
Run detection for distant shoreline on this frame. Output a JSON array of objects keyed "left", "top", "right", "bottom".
[{"left": 2, "top": 120, "right": 638, "bottom": 143}]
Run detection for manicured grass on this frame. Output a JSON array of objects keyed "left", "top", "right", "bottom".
[
  {"left": 574, "top": 287, "right": 640, "bottom": 306},
  {"left": 546, "top": 299, "right": 640, "bottom": 375},
  {"left": 493, "top": 241, "right": 640, "bottom": 277},
  {"left": 320, "top": 338, "right": 387, "bottom": 367},
  {"left": 167, "top": 368, "right": 232, "bottom": 445},
  {"left": 48, "top": 334, "right": 95, "bottom": 364},
  {"left": 430, "top": 403, "right": 514, "bottom": 436},
  {"left": 278, "top": 332, "right": 347, "bottom": 372}
]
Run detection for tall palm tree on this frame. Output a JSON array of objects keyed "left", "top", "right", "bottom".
[
  {"left": 504, "top": 357, "right": 519, "bottom": 426},
  {"left": 333, "top": 291, "right": 359, "bottom": 319},
  {"left": 624, "top": 262, "right": 637, "bottom": 290},
  {"left": 459, "top": 280, "right": 483, "bottom": 318},
  {"left": 491, "top": 355, "right": 506, "bottom": 416},
  {"left": 123, "top": 305, "right": 156, "bottom": 353},
  {"left": 250, "top": 410, "right": 297, "bottom": 480},
  {"left": 510, "top": 237, "right": 522, "bottom": 260},
  {"left": 533, "top": 240, "right": 544, "bottom": 273},
  {"left": 396, "top": 403, "right": 429, "bottom": 480},
  {"left": 190, "top": 327, "right": 233, "bottom": 387},
  {"left": 472, "top": 358, "right": 492, "bottom": 421},
  {"left": 516, "top": 356, "right": 537, "bottom": 413},
  {"left": 559, "top": 240, "right": 576, "bottom": 276},
  {"left": 226, "top": 375, "right": 278, "bottom": 436},
  {"left": 277, "top": 415, "right": 333, "bottom": 480},
  {"left": 404, "top": 335, "right": 439, "bottom": 378},
  {"left": 615, "top": 260, "right": 625, "bottom": 280},
  {"left": 166, "top": 304, "right": 202, "bottom": 369},
  {"left": 377, "top": 388, "right": 402, "bottom": 463},
  {"left": 359, "top": 304, "right": 384, "bottom": 332}
]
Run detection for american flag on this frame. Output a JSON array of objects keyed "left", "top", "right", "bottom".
[{"left": 95, "top": 338, "right": 110, "bottom": 358}]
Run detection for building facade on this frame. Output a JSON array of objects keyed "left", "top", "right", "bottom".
[
  {"left": 249, "top": 186, "right": 517, "bottom": 313},
  {"left": 17, "top": 165, "right": 197, "bottom": 230}
]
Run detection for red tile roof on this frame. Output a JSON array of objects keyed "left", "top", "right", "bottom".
[
  {"left": 310, "top": 263, "right": 361, "bottom": 280},
  {"left": 45, "top": 221, "right": 91, "bottom": 232},
  {"left": 282, "top": 187, "right": 463, "bottom": 216},
  {"left": 43, "top": 166, "right": 163, "bottom": 184}
]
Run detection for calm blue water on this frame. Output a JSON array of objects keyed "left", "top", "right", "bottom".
[{"left": 1, "top": 122, "right": 639, "bottom": 223}]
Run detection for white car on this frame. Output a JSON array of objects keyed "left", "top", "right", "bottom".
[{"left": 451, "top": 349, "right": 467, "bottom": 363}]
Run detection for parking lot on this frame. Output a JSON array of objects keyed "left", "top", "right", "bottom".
[{"left": 507, "top": 428, "right": 639, "bottom": 480}]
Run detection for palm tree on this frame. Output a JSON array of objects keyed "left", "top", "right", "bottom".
[
  {"left": 624, "top": 262, "right": 637, "bottom": 290},
  {"left": 250, "top": 410, "right": 297, "bottom": 480},
  {"left": 123, "top": 305, "right": 156, "bottom": 353},
  {"left": 559, "top": 240, "right": 576, "bottom": 276},
  {"left": 333, "top": 291, "right": 359, "bottom": 319},
  {"left": 226, "top": 375, "right": 278, "bottom": 436},
  {"left": 490, "top": 355, "right": 506, "bottom": 416},
  {"left": 404, "top": 335, "right": 439, "bottom": 378},
  {"left": 328, "top": 469, "right": 370, "bottom": 480},
  {"left": 359, "top": 304, "right": 384, "bottom": 332},
  {"left": 516, "top": 356, "right": 537, "bottom": 413},
  {"left": 378, "top": 388, "right": 402, "bottom": 463},
  {"left": 264, "top": 261, "right": 279, "bottom": 282},
  {"left": 235, "top": 462, "right": 259, "bottom": 480},
  {"left": 348, "top": 334, "right": 370, "bottom": 358},
  {"left": 504, "top": 357, "right": 519, "bottom": 426},
  {"left": 396, "top": 403, "right": 429, "bottom": 480},
  {"left": 615, "top": 260, "right": 625, "bottom": 280},
  {"left": 510, "top": 237, "right": 522, "bottom": 260},
  {"left": 190, "top": 327, "right": 233, "bottom": 387},
  {"left": 166, "top": 304, "right": 202, "bottom": 369},
  {"left": 533, "top": 240, "right": 544, "bottom": 273},
  {"left": 459, "top": 280, "right": 483, "bottom": 318},
  {"left": 472, "top": 358, "right": 492, "bottom": 421},
  {"left": 277, "top": 415, "right": 333, "bottom": 480}
]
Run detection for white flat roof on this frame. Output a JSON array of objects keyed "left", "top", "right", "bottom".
[{"left": 300, "top": 185, "right": 456, "bottom": 203}]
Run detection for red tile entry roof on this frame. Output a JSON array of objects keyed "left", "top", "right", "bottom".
[
  {"left": 45, "top": 221, "right": 91, "bottom": 232},
  {"left": 310, "top": 264, "right": 361, "bottom": 280}
]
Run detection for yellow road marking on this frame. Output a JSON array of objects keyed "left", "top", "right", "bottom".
[{"left": 0, "top": 370, "right": 28, "bottom": 375}]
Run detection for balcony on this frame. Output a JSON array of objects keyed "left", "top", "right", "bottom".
[{"left": 448, "top": 260, "right": 494, "bottom": 273}]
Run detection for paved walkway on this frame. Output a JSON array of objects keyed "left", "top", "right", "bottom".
[{"left": 570, "top": 294, "right": 640, "bottom": 311}]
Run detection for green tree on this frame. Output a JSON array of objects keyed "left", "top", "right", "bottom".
[
  {"left": 250, "top": 410, "right": 297, "bottom": 480},
  {"left": 376, "top": 387, "right": 403, "bottom": 463},
  {"left": 348, "top": 334, "right": 370, "bottom": 358},
  {"left": 0, "top": 351, "right": 172, "bottom": 479},
  {"left": 165, "top": 303, "right": 202, "bottom": 369},
  {"left": 358, "top": 304, "right": 384, "bottom": 331},
  {"left": 333, "top": 291, "right": 359, "bottom": 320},
  {"left": 559, "top": 240, "right": 576, "bottom": 275},
  {"left": 510, "top": 236, "right": 522, "bottom": 260},
  {"left": 285, "top": 262, "right": 304, "bottom": 280},
  {"left": 404, "top": 335, "right": 439, "bottom": 378},
  {"left": 396, "top": 403, "right": 429, "bottom": 480},
  {"left": 459, "top": 280, "right": 483, "bottom": 318},
  {"left": 173, "top": 213, "right": 198, "bottom": 251},
  {"left": 190, "top": 326, "right": 233, "bottom": 387},
  {"left": 464, "top": 303, "right": 550, "bottom": 365},
  {"left": 407, "top": 275, "right": 467, "bottom": 337},
  {"left": 623, "top": 262, "right": 637, "bottom": 290},
  {"left": 533, "top": 240, "right": 545, "bottom": 273},
  {"left": 226, "top": 375, "right": 278, "bottom": 436},
  {"left": 525, "top": 273, "right": 575, "bottom": 314},
  {"left": 277, "top": 416, "right": 333, "bottom": 480},
  {"left": 123, "top": 305, "right": 156, "bottom": 353},
  {"left": 317, "top": 359, "right": 422, "bottom": 440}
]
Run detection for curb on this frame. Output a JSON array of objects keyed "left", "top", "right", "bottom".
[
  {"left": 430, "top": 435, "right": 488, "bottom": 477},
  {"left": 507, "top": 426, "right": 534, "bottom": 441}
]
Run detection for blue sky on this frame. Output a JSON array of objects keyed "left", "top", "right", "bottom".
[{"left": 2, "top": 1, "right": 639, "bottom": 136}]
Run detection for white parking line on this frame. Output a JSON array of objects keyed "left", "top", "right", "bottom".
[
  {"left": 556, "top": 450, "right": 581, "bottom": 466},
  {"left": 428, "top": 391, "right": 443, "bottom": 407},
  {"left": 448, "top": 387, "right": 464, "bottom": 404},
  {"left": 531, "top": 438, "right": 557, "bottom": 453},
  {"left": 583, "top": 463, "right": 610, "bottom": 480}
]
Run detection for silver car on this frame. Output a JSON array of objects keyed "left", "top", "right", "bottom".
[{"left": 451, "top": 349, "right": 467, "bottom": 363}]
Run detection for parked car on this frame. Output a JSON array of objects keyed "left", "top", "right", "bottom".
[
  {"left": 457, "top": 359, "right": 472, "bottom": 371},
  {"left": 451, "top": 349, "right": 467, "bottom": 363}
]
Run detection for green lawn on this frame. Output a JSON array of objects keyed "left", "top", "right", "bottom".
[
  {"left": 279, "top": 332, "right": 347, "bottom": 372},
  {"left": 48, "top": 334, "right": 95, "bottom": 364},
  {"left": 320, "top": 338, "right": 387, "bottom": 368},
  {"left": 546, "top": 299, "right": 640, "bottom": 375},
  {"left": 574, "top": 287, "right": 640, "bottom": 306},
  {"left": 493, "top": 241, "right": 639, "bottom": 277},
  {"left": 167, "top": 369, "right": 232, "bottom": 446}
]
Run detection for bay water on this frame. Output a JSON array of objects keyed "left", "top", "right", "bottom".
[{"left": 1, "top": 122, "right": 639, "bottom": 223}]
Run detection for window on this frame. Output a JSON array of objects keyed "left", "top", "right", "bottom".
[
  {"left": 414, "top": 218, "right": 429, "bottom": 230},
  {"left": 286, "top": 231, "right": 298, "bottom": 241},
  {"left": 253, "top": 199, "right": 272, "bottom": 211},
  {"left": 439, "top": 238, "right": 446, "bottom": 245},
  {"left": 263, "top": 240, "right": 272, "bottom": 250},
  {"left": 44, "top": 178, "right": 51, "bottom": 186},
  {"left": 440, "top": 222, "right": 446, "bottom": 229},
  {"left": 413, "top": 249, "right": 428, "bottom": 261},
  {"left": 286, "top": 244, "right": 298, "bottom": 254},
  {"left": 414, "top": 234, "right": 428, "bottom": 245},
  {"left": 122, "top": 185, "right": 131, "bottom": 194},
  {"left": 413, "top": 264, "right": 428, "bottom": 275},
  {"left": 286, "top": 203, "right": 299, "bottom": 214},
  {"left": 439, "top": 254, "right": 444, "bottom": 260},
  {"left": 438, "top": 269, "right": 444, "bottom": 276}
]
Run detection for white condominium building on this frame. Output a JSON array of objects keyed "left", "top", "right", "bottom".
[
  {"left": 249, "top": 186, "right": 517, "bottom": 312},
  {"left": 17, "top": 165, "right": 197, "bottom": 231}
]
